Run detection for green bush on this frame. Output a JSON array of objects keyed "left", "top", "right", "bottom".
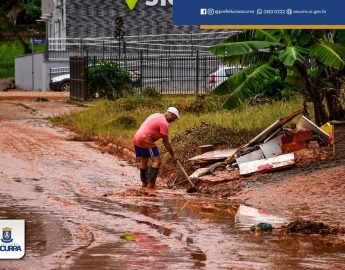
[
  {"left": 115, "top": 116, "right": 137, "bottom": 129},
  {"left": 142, "top": 87, "right": 161, "bottom": 99},
  {"left": 104, "top": 116, "right": 137, "bottom": 130},
  {"left": 88, "top": 60, "right": 134, "bottom": 99}
]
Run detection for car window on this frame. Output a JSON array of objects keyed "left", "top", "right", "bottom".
[
  {"left": 225, "top": 68, "right": 243, "bottom": 77},
  {"left": 225, "top": 69, "right": 234, "bottom": 77}
]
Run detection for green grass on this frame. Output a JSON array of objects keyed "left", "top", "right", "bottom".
[
  {"left": 51, "top": 94, "right": 305, "bottom": 148},
  {"left": 0, "top": 40, "right": 44, "bottom": 78},
  {"left": 50, "top": 94, "right": 305, "bottom": 178}
]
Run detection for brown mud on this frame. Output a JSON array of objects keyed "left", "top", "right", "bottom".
[{"left": 0, "top": 98, "right": 345, "bottom": 269}]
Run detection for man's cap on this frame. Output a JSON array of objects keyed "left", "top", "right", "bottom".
[{"left": 167, "top": 107, "right": 180, "bottom": 119}]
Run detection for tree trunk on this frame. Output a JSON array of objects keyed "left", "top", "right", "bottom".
[
  {"left": 325, "top": 88, "right": 345, "bottom": 121},
  {"left": 295, "top": 63, "right": 329, "bottom": 126},
  {"left": 310, "top": 91, "right": 328, "bottom": 125}
]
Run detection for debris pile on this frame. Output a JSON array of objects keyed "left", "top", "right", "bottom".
[
  {"left": 189, "top": 109, "right": 336, "bottom": 183},
  {"left": 281, "top": 219, "right": 345, "bottom": 235}
]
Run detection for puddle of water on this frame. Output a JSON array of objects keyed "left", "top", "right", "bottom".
[
  {"left": 68, "top": 196, "right": 345, "bottom": 270},
  {"left": 0, "top": 196, "right": 71, "bottom": 260}
]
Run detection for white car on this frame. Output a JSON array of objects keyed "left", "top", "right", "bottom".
[
  {"left": 209, "top": 65, "right": 243, "bottom": 89},
  {"left": 49, "top": 70, "right": 142, "bottom": 91},
  {"left": 49, "top": 74, "right": 70, "bottom": 91}
]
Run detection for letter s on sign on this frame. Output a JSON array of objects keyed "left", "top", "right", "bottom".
[
  {"left": 146, "top": 0, "right": 173, "bottom": 6},
  {"left": 146, "top": 0, "right": 158, "bottom": 6}
]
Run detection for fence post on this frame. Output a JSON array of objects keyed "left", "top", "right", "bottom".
[
  {"left": 196, "top": 50, "right": 199, "bottom": 95},
  {"left": 80, "top": 38, "right": 83, "bottom": 56},
  {"left": 123, "top": 41, "right": 127, "bottom": 56},
  {"left": 140, "top": 50, "right": 143, "bottom": 93},
  {"left": 160, "top": 55, "right": 163, "bottom": 94}
]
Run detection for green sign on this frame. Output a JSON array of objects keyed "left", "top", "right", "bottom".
[{"left": 125, "top": 0, "right": 139, "bottom": 10}]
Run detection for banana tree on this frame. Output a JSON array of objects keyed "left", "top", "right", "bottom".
[{"left": 210, "top": 29, "right": 345, "bottom": 125}]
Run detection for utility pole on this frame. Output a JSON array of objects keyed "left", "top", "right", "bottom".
[{"left": 114, "top": 16, "right": 125, "bottom": 58}]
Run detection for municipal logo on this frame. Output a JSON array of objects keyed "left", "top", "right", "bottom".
[
  {"left": 125, "top": 0, "right": 138, "bottom": 10},
  {"left": 1, "top": 227, "right": 13, "bottom": 243},
  {"left": 0, "top": 220, "right": 25, "bottom": 259}
]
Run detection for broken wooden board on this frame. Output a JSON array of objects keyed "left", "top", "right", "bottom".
[
  {"left": 189, "top": 167, "right": 211, "bottom": 179},
  {"left": 297, "top": 116, "right": 330, "bottom": 144},
  {"left": 239, "top": 153, "right": 295, "bottom": 176},
  {"left": 189, "top": 149, "right": 237, "bottom": 162},
  {"left": 225, "top": 109, "right": 303, "bottom": 164},
  {"left": 235, "top": 148, "right": 265, "bottom": 165},
  {"left": 247, "top": 109, "right": 303, "bottom": 147},
  {"left": 198, "top": 170, "right": 240, "bottom": 184},
  {"left": 259, "top": 134, "right": 283, "bottom": 158}
]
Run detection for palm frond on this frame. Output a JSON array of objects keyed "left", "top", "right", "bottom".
[
  {"left": 278, "top": 46, "right": 307, "bottom": 66},
  {"left": 209, "top": 41, "right": 281, "bottom": 56},
  {"left": 254, "top": 30, "right": 282, "bottom": 42},
  {"left": 214, "top": 63, "right": 279, "bottom": 109},
  {"left": 221, "top": 51, "right": 272, "bottom": 66},
  {"left": 309, "top": 42, "right": 345, "bottom": 70}
]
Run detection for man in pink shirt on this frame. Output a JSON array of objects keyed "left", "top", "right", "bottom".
[{"left": 133, "top": 107, "right": 179, "bottom": 190}]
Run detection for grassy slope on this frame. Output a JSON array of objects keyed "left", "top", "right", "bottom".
[
  {"left": 50, "top": 94, "right": 305, "bottom": 179},
  {"left": 51, "top": 95, "right": 304, "bottom": 151},
  {"left": 0, "top": 40, "right": 44, "bottom": 78}
]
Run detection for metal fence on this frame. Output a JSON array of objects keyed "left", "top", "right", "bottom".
[
  {"left": 49, "top": 66, "right": 69, "bottom": 81},
  {"left": 70, "top": 51, "right": 243, "bottom": 99},
  {"left": 47, "top": 32, "right": 238, "bottom": 61}
]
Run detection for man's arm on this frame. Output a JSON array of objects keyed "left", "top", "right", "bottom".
[{"left": 162, "top": 135, "right": 175, "bottom": 159}]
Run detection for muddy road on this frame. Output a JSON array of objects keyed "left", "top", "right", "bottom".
[{"left": 0, "top": 99, "right": 345, "bottom": 269}]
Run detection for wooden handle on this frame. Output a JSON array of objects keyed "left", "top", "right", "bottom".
[{"left": 176, "top": 160, "right": 196, "bottom": 188}]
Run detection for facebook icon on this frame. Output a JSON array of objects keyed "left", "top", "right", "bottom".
[{"left": 200, "top": 8, "right": 207, "bottom": 15}]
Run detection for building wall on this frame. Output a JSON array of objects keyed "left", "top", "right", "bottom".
[
  {"left": 66, "top": 0, "right": 200, "bottom": 38},
  {"left": 15, "top": 53, "right": 69, "bottom": 91}
]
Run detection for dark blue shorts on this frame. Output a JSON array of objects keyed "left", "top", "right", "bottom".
[{"left": 134, "top": 145, "right": 160, "bottom": 158}]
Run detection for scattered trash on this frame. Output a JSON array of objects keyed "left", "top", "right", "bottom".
[
  {"left": 250, "top": 223, "right": 273, "bottom": 232},
  {"left": 235, "top": 146, "right": 265, "bottom": 165},
  {"left": 307, "top": 140, "right": 319, "bottom": 149},
  {"left": 188, "top": 109, "right": 334, "bottom": 181},
  {"left": 296, "top": 116, "right": 330, "bottom": 144},
  {"left": 239, "top": 153, "right": 295, "bottom": 176},
  {"left": 196, "top": 144, "right": 214, "bottom": 154},
  {"left": 259, "top": 134, "right": 283, "bottom": 158},
  {"left": 190, "top": 167, "right": 211, "bottom": 179},
  {"left": 235, "top": 205, "right": 286, "bottom": 229},
  {"left": 281, "top": 129, "right": 313, "bottom": 153},
  {"left": 121, "top": 234, "right": 136, "bottom": 241},
  {"left": 188, "top": 149, "right": 237, "bottom": 163},
  {"left": 189, "top": 162, "right": 226, "bottom": 179},
  {"left": 321, "top": 122, "right": 333, "bottom": 138},
  {"left": 281, "top": 219, "right": 345, "bottom": 235}
]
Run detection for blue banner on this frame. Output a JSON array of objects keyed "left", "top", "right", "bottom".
[{"left": 173, "top": 0, "right": 345, "bottom": 27}]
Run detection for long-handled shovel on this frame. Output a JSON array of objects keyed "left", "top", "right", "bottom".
[{"left": 176, "top": 160, "right": 198, "bottom": 193}]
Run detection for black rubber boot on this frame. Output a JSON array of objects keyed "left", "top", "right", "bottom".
[
  {"left": 140, "top": 168, "right": 148, "bottom": 188},
  {"left": 147, "top": 167, "right": 159, "bottom": 187}
]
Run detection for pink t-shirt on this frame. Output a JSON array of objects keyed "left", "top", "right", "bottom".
[{"left": 133, "top": 113, "right": 169, "bottom": 148}]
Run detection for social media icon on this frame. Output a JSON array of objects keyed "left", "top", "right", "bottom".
[{"left": 200, "top": 9, "right": 207, "bottom": 15}]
